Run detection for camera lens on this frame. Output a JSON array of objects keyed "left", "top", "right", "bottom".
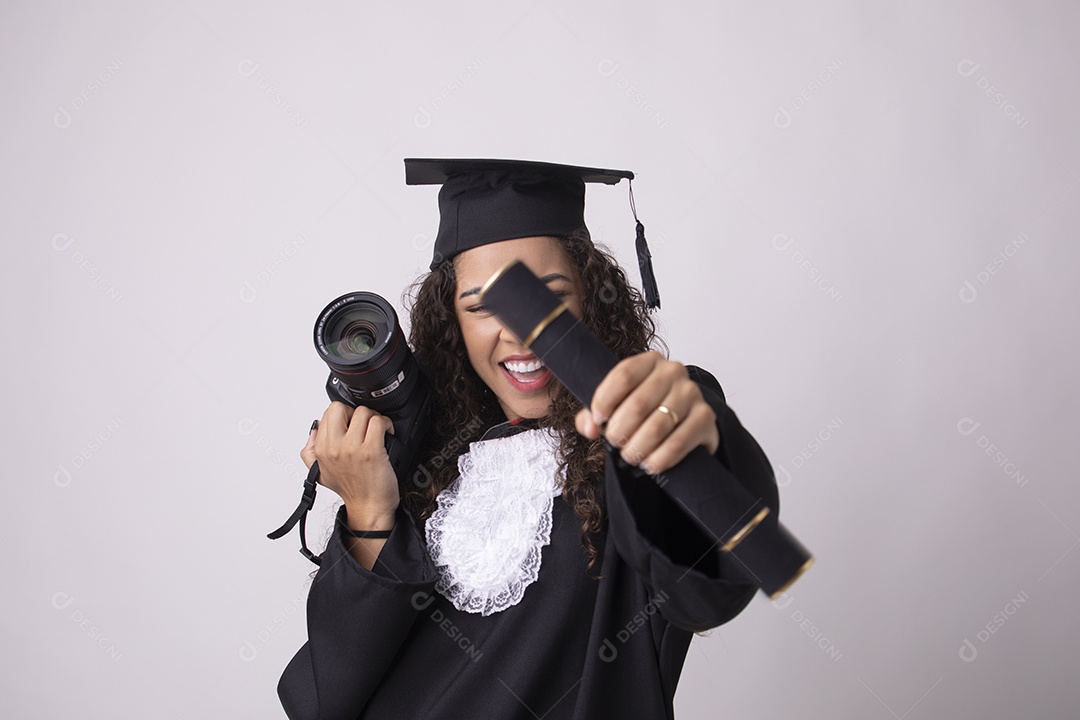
[
  {"left": 325, "top": 305, "right": 389, "bottom": 361},
  {"left": 314, "top": 292, "right": 419, "bottom": 413},
  {"left": 341, "top": 324, "right": 375, "bottom": 356}
]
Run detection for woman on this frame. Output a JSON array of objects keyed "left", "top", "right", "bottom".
[{"left": 277, "top": 159, "right": 779, "bottom": 719}]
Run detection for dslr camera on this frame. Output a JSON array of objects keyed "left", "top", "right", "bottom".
[
  {"left": 268, "top": 291, "right": 432, "bottom": 564},
  {"left": 312, "top": 291, "right": 432, "bottom": 477}
]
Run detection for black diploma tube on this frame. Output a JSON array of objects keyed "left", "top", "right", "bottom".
[{"left": 479, "top": 260, "right": 813, "bottom": 598}]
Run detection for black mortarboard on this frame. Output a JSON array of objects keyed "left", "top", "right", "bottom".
[{"left": 404, "top": 157, "right": 660, "bottom": 309}]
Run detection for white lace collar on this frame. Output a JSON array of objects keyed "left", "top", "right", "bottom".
[{"left": 425, "top": 427, "right": 564, "bottom": 616}]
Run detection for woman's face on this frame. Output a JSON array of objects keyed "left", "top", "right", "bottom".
[{"left": 454, "top": 235, "right": 584, "bottom": 420}]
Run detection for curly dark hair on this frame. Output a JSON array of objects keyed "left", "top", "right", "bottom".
[{"left": 401, "top": 229, "right": 666, "bottom": 575}]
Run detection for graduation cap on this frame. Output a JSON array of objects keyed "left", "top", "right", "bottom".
[{"left": 404, "top": 158, "right": 660, "bottom": 309}]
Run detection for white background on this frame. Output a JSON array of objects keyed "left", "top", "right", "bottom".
[{"left": 2, "top": 1, "right": 1077, "bottom": 718}]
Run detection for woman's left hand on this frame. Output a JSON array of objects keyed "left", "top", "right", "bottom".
[{"left": 574, "top": 351, "right": 720, "bottom": 475}]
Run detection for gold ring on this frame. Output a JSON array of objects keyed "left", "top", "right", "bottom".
[{"left": 656, "top": 405, "right": 680, "bottom": 427}]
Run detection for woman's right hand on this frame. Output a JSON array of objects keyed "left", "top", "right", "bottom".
[{"left": 300, "top": 402, "right": 400, "bottom": 527}]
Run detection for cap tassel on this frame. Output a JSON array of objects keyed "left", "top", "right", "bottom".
[
  {"left": 636, "top": 220, "right": 660, "bottom": 310},
  {"left": 628, "top": 178, "right": 660, "bottom": 310}
]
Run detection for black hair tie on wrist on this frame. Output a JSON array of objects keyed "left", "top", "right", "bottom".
[{"left": 341, "top": 527, "right": 392, "bottom": 539}]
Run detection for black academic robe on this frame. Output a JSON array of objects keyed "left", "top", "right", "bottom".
[{"left": 277, "top": 366, "right": 779, "bottom": 720}]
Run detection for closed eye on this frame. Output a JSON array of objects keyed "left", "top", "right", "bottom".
[{"left": 465, "top": 290, "right": 569, "bottom": 314}]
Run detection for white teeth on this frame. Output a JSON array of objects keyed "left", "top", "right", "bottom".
[{"left": 503, "top": 359, "right": 545, "bottom": 373}]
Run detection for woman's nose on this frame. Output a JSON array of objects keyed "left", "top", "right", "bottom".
[{"left": 497, "top": 322, "right": 527, "bottom": 348}]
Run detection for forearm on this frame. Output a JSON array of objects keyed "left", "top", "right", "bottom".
[{"left": 341, "top": 504, "right": 397, "bottom": 571}]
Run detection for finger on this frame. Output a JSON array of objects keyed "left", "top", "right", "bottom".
[
  {"left": 616, "top": 377, "right": 700, "bottom": 466},
  {"left": 575, "top": 407, "right": 599, "bottom": 439},
  {"left": 363, "top": 414, "right": 394, "bottom": 453},
  {"left": 315, "top": 402, "right": 352, "bottom": 460},
  {"left": 589, "top": 352, "right": 659, "bottom": 425},
  {"left": 300, "top": 419, "right": 318, "bottom": 469},
  {"left": 641, "top": 402, "right": 717, "bottom": 475},
  {"left": 614, "top": 385, "right": 687, "bottom": 466},
  {"left": 319, "top": 402, "right": 353, "bottom": 443},
  {"left": 603, "top": 367, "right": 674, "bottom": 450},
  {"left": 668, "top": 382, "right": 718, "bottom": 455},
  {"left": 604, "top": 358, "right": 686, "bottom": 446},
  {"left": 345, "top": 405, "right": 379, "bottom": 445}
]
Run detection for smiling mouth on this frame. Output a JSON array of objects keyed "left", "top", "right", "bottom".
[{"left": 500, "top": 357, "right": 550, "bottom": 385}]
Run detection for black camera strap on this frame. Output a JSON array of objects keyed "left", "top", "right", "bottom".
[{"left": 267, "top": 461, "right": 323, "bottom": 566}]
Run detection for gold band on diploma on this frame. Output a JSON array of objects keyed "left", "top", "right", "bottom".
[
  {"left": 523, "top": 304, "right": 567, "bottom": 347},
  {"left": 720, "top": 507, "right": 770, "bottom": 554},
  {"left": 769, "top": 556, "right": 815, "bottom": 599},
  {"left": 479, "top": 259, "right": 520, "bottom": 299}
]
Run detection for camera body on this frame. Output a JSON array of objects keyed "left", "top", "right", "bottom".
[{"left": 313, "top": 291, "right": 433, "bottom": 483}]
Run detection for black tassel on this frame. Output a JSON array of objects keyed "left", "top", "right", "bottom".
[{"left": 635, "top": 220, "right": 661, "bottom": 310}]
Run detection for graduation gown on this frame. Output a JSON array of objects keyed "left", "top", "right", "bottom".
[{"left": 277, "top": 366, "right": 779, "bottom": 720}]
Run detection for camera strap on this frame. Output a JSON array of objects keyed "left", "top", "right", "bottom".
[{"left": 267, "top": 461, "right": 323, "bottom": 566}]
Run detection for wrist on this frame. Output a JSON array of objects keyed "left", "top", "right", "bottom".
[{"left": 342, "top": 503, "right": 398, "bottom": 532}]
